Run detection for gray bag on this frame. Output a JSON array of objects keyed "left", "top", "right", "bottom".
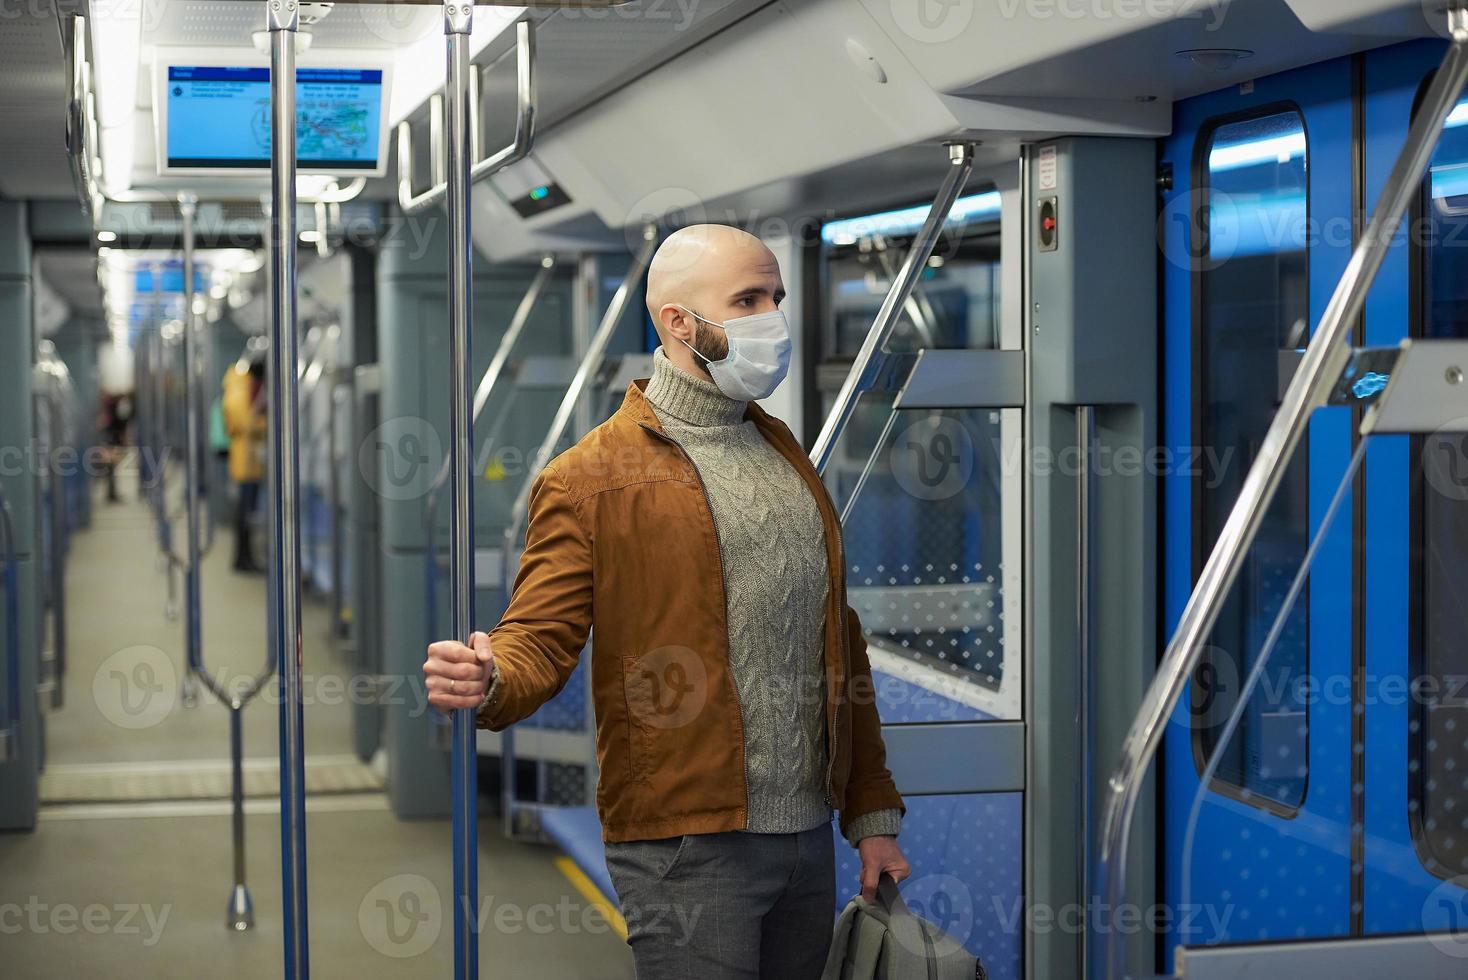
[{"left": 821, "top": 875, "right": 987, "bottom": 980}]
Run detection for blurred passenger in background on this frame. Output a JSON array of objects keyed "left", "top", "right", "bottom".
[
  {"left": 97, "top": 391, "right": 133, "bottom": 504},
  {"left": 223, "top": 360, "right": 266, "bottom": 572}
]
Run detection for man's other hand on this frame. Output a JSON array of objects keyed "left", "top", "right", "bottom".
[
  {"left": 857, "top": 835, "right": 911, "bottom": 903},
  {"left": 424, "top": 631, "right": 495, "bottom": 713}
]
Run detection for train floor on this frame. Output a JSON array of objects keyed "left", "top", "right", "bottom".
[{"left": 0, "top": 473, "right": 634, "bottom": 978}]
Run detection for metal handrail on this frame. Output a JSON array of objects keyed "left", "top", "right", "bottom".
[
  {"left": 810, "top": 142, "right": 978, "bottom": 474},
  {"left": 398, "top": 19, "right": 537, "bottom": 215},
  {"left": 0, "top": 486, "right": 19, "bottom": 763},
  {"left": 442, "top": 8, "right": 481, "bottom": 974},
  {"left": 266, "top": 3, "right": 309, "bottom": 973},
  {"left": 423, "top": 255, "right": 557, "bottom": 642},
  {"left": 870, "top": 239, "right": 939, "bottom": 350},
  {"left": 1095, "top": 14, "right": 1468, "bottom": 979},
  {"left": 501, "top": 226, "right": 657, "bottom": 576}
]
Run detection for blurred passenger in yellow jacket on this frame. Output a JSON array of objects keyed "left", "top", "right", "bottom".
[{"left": 222, "top": 361, "right": 266, "bottom": 571}]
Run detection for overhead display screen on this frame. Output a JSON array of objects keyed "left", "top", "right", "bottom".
[{"left": 164, "top": 66, "right": 385, "bottom": 172}]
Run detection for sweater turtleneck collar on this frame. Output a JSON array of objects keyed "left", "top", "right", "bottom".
[{"left": 643, "top": 347, "right": 747, "bottom": 427}]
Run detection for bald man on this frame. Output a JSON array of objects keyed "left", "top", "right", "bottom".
[{"left": 425, "top": 225, "right": 908, "bottom": 979}]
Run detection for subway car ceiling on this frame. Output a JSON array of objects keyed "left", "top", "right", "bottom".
[{"left": 6, "top": 0, "right": 1458, "bottom": 261}]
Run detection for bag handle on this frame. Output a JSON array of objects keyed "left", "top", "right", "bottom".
[{"left": 875, "top": 873, "right": 938, "bottom": 980}]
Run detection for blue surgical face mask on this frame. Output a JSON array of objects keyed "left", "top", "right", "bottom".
[{"left": 675, "top": 304, "right": 792, "bottom": 401}]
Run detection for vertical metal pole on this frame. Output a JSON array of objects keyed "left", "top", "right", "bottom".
[
  {"left": 180, "top": 195, "right": 202, "bottom": 710},
  {"left": 153, "top": 264, "right": 170, "bottom": 562},
  {"left": 1075, "top": 405, "right": 1094, "bottom": 980},
  {"left": 328, "top": 380, "right": 345, "bottom": 638},
  {"left": 228, "top": 703, "right": 255, "bottom": 930},
  {"left": 0, "top": 489, "right": 18, "bottom": 763},
  {"left": 46, "top": 392, "right": 66, "bottom": 710},
  {"left": 267, "top": 4, "right": 309, "bottom": 977},
  {"left": 443, "top": 3, "right": 479, "bottom": 976},
  {"left": 573, "top": 254, "right": 598, "bottom": 812}
]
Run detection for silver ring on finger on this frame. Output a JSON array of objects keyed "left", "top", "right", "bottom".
[{"left": 449, "top": 679, "right": 458, "bottom": 695}]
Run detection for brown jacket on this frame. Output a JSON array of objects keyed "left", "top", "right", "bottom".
[{"left": 479, "top": 380, "right": 904, "bottom": 843}]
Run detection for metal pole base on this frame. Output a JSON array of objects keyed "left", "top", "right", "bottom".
[{"left": 227, "top": 883, "right": 255, "bottom": 931}]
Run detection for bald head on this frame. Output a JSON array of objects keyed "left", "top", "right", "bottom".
[{"left": 645, "top": 224, "right": 785, "bottom": 381}]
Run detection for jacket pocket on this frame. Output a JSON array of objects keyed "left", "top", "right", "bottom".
[{"left": 622, "top": 647, "right": 711, "bottom": 784}]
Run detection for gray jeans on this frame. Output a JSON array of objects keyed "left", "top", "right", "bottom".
[{"left": 604, "top": 825, "right": 836, "bottom": 980}]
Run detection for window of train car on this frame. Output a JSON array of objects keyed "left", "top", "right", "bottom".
[
  {"left": 1192, "top": 108, "right": 1312, "bottom": 811},
  {"left": 811, "top": 192, "right": 1016, "bottom": 720},
  {"left": 818, "top": 189, "right": 1003, "bottom": 358},
  {"left": 1411, "top": 88, "right": 1468, "bottom": 879},
  {"left": 813, "top": 191, "right": 1004, "bottom": 502}
]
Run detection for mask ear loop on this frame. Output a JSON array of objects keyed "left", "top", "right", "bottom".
[{"left": 673, "top": 304, "right": 722, "bottom": 365}]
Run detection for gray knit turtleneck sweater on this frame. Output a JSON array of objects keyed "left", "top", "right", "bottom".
[{"left": 644, "top": 349, "right": 900, "bottom": 846}]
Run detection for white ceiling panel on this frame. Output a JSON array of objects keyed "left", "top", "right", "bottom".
[
  {"left": 476, "top": 0, "right": 762, "bottom": 142},
  {"left": 141, "top": 0, "right": 441, "bottom": 50}
]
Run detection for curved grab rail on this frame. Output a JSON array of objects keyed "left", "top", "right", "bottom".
[
  {"left": 424, "top": 255, "right": 557, "bottom": 642},
  {"left": 1094, "top": 15, "right": 1468, "bottom": 979},
  {"left": 0, "top": 486, "right": 19, "bottom": 763},
  {"left": 398, "top": 19, "right": 536, "bottom": 216},
  {"left": 500, "top": 227, "right": 657, "bottom": 578},
  {"left": 810, "top": 142, "right": 978, "bottom": 475}
]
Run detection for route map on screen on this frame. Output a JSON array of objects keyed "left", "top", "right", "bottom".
[{"left": 166, "top": 66, "right": 384, "bottom": 171}]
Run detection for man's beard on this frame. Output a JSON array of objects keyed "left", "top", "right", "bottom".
[{"left": 689, "top": 317, "right": 729, "bottom": 364}]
